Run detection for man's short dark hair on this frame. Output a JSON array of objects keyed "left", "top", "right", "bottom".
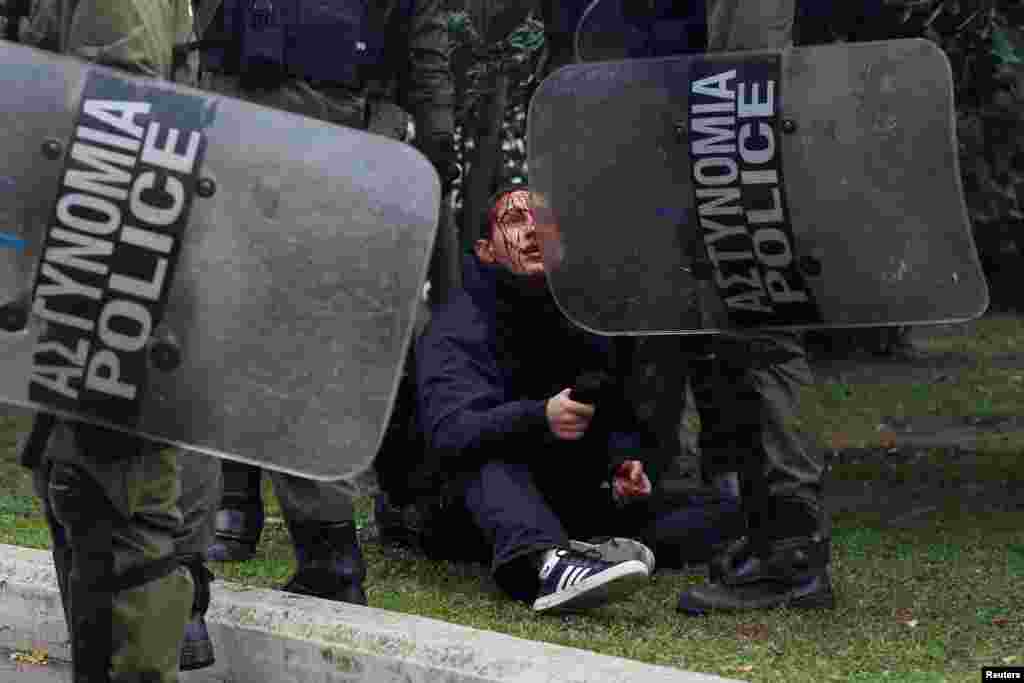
[{"left": 478, "top": 183, "right": 529, "bottom": 240}]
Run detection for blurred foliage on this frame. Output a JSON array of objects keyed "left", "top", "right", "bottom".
[
  {"left": 892, "top": 3, "right": 1024, "bottom": 232},
  {"left": 805, "top": 1, "right": 1024, "bottom": 313},
  {"left": 445, "top": 7, "right": 545, "bottom": 226}
]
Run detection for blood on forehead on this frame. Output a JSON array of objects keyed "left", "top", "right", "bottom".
[{"left": 491, "top": 190, "right": 534, "bottom": 230}]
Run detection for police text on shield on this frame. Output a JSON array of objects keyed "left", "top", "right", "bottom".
[
  {"left": 688, "top": 63, "right": 819, "bottom": 325},
  {"left": 30, "top": 98, "right": 201, "bottom": 422}
]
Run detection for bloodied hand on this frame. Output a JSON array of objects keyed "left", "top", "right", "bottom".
[
  {"left": 612, "top": 460, "right": 652, "bottom": 502},
  {"left": 475, "top": 189, "right": 545, "bottom": 277}
]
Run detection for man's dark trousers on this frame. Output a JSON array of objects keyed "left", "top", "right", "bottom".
[{"left": 459, "top": 459, "right": 742, "bottom": 600}]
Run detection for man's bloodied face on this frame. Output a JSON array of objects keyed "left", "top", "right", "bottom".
[{"left": 476, "top": 189, "right": 545, "bottom": 277}]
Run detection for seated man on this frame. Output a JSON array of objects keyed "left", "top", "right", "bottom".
[{"left": 412, "top": 186, "right": 742, "bottom": 612}]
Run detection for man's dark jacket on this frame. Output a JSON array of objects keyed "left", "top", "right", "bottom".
[{"left": 382, "top": 256, "right": 655, "bottom": 505}]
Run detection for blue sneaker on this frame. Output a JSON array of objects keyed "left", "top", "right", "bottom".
[{"left": 532, "top": 548, "right": 648, "bottom": 613}]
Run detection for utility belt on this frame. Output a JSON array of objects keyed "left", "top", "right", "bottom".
[{"left": 197, "top": 0, "right": 385, "bottom": 91}]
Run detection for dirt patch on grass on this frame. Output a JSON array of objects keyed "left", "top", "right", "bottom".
[{"left": 811, "top": 348, "right": 1024, "bottom": 385}]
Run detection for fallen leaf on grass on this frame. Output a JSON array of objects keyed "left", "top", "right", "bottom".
[
  {"left": 878, "top": 430, "right": 899, "bottom": 450},
  {"left": 893, "top": 608, "right": 919, "bottom": 628},
  {"left": 737, "top": 623, "right": 769, "bottom": 640},
  {"left": 826, "top": 433, "right": 850, "bottom": 451},
  {"left": 10, "top": 648, "right": 48, "bottom": 665}
]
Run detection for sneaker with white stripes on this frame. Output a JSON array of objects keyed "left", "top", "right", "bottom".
[
  {"left": 569, "top": 537, "right": 656, "bottom": 575},
  {"left": 532, "top": 548, "right": 649, "bottom": 613}
]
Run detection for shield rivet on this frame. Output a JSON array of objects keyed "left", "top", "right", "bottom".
[
  {"left": 196, "top": 177, "right": 216, "bottom": 198},
  {"left": 782, "top": 119, "right": 798, "bottom": 134},
  {"left": 150, "top": 339, "right": 182, "bottom": 371},
  {"left": 799, "top": 255, "right": 822, "bottom": 276},
  {"left": 673, "top": 121, "right": 687, "bottom": 142},
  {"left": 0, "top": 302, "right": 28, "bottom": 333},
  {"left": 41, "top": 139, "right": 64, "bottom": 160}
]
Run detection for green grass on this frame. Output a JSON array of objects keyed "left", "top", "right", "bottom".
[
  {"left": 794, "top": 315, "right": 1024, "bottom": 455},
  {"left": 220, "top": 508, "right": 1022, "bottom": 682},
  {"left": 2, "top": 316, "right": 1024, "bottom": 681}
]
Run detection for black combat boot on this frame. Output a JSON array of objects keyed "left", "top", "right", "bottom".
[
  {"left": 180, "top": 557, "right": 216, "bottom": 671},
  {"left": 206, "top": 463, "right": 264, "bottom": 562},
  {"left": 281, "top": 520, "right": 368, "bottom": 606},
  {"left": 374, "top": 492, "right": 422, "bottom": 550},
  {"left": 678, "top": 498, "right": 834, "bottom": 614}
]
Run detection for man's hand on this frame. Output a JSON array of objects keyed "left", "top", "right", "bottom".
[
  {"left": 613, "top": 460, "right": 652, "bottom": 502},
  {"left": 546, "top": 388, "right": 595, "bottom": 440}
]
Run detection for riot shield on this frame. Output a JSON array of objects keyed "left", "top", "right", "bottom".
[
  {"left": 527, "top": 39, "right": 989, "bottom": 335},
  {"left": 0, "top": 40, "right": 439, "bottom": 481}
]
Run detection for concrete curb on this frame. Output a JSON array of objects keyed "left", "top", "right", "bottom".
[{"left": 0, "top": 544, "right": 740, "bottom": 683}]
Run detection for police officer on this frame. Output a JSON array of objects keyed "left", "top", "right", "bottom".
[
  {"left": 540, "top": 0, "right": 835, "bottom": 613},
  {"left": 201, "top": 0, "right": 456, "bottom": 607},
  {"left": 677, "top": 0, "right": 834, "bottom": 615},
  {"left": 13, "top": 1, "right": 223, "bottom": 679}
]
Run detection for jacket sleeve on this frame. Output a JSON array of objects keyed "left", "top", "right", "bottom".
[
  {"left": 415, "top": 315, "right": 548, "bottom": 462},
  {"left": 603, "top": 342, "right": 661, "bottom": 478},
  {"left": 24, "top": 0, "right": 192, "bottom": 79},
  {"left": 604, "top": 403, "right": 659, "bottom": 478},
  {"left": 401, "top": 0, "right": 455, "bottom": 152}
]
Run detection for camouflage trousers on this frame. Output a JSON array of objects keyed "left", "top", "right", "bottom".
[
  {"left": 19, "top": 0, "right": 217, "bottom": 680},
  {"left": 32, "top": 423, "right": 221, "bottom": 683}
]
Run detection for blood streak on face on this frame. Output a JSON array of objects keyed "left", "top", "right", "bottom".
[{"left": 488, "top": 189, "right": 544, "bottom": 276}]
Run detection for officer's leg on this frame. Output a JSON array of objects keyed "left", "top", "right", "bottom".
[
  {"left": 268, "top": 471, "right": 367, "bottom": 605},
  {"left": 242, "top": 77, "right": 378, "bottom": 607},
  {"left": 31, "top": 456, "right": 72, "bottom": 631},
  {"left": 176, "top": 452, "right": 221, "bottom": 670},
  {"left": 679, "top": 0, "right": 832, "bottom": 614},
  {"left": 206, "top": 461, "right": 264, "bottom": 562},
  {"left": 46, "top": 423, "right": 193, "bottom": 682}
]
